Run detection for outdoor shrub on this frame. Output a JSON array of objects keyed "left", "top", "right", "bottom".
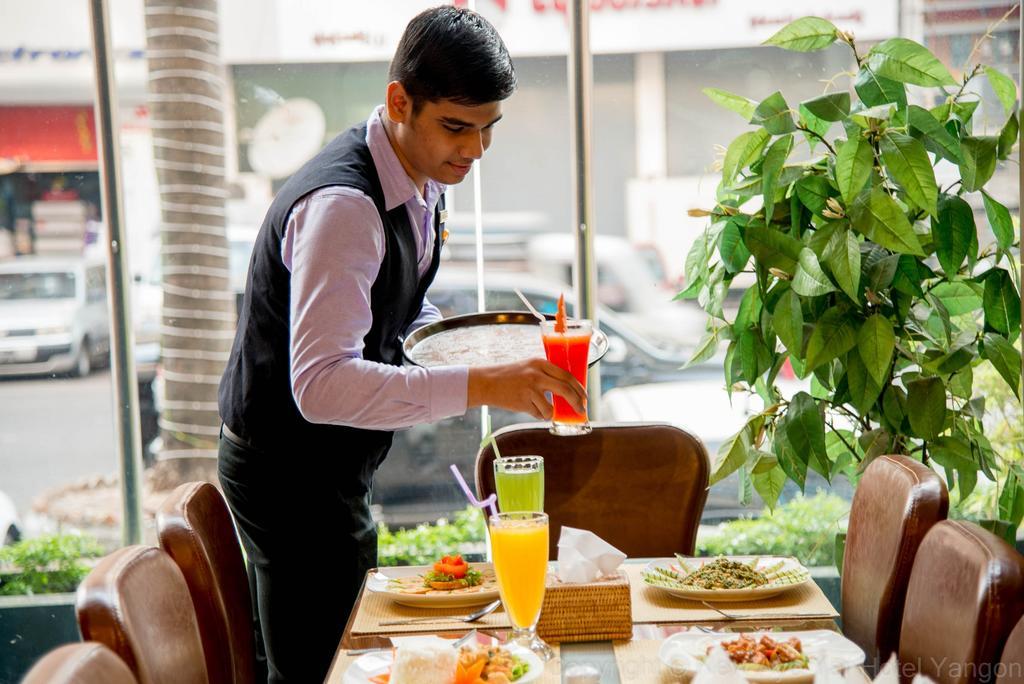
[
  {"left": 0, "top": 533, "right": 103, "bottom": 596},
  {"left": 377, "top": 506, "right": 486, "bottom": 566},
  {"left": 697, "top": 492, "right": 849, "bottom": 567}
]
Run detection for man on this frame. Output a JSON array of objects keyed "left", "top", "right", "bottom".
[{"left": 217, "top": 6, "right": 585, "bottom": 682}]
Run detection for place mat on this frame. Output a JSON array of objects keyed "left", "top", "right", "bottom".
[
  {"left": 625, "top": 564, "right": 839, "bottom": 624},
  {"left": 612, "top": 639, "right": 872, "bottom": 684},
  {"left": 350, "top": 584, "right": 512, "bottom": 634},
  {"left": 326, "top": 647, "right": 562, "bottom": 683}
]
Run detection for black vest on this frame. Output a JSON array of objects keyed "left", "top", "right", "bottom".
[{"left": 218, "top": 122, "right": 443, "bottom": 485}]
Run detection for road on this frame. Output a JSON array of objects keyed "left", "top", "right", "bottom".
[{"left": 0, "top": 372, "right": 118, "bottom": 515}]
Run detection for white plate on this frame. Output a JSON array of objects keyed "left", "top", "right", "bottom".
[
  {"left": 367, "top": 564, "right": 501, "bottom": 608},
  {"left": 342, "top": 641, "right": 544, "bottom": 683},
  {"left": 659, "top": 630, "right": 865, "bottom": 683},
  {"left": 642, "top": 556, "right": 812, "bottom": 602}
]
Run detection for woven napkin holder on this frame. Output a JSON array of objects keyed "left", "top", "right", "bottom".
[{"left": 536, "top": 570, "right": 632, "bottom": 643}]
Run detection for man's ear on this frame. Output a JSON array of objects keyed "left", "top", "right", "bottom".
[{"left": 385, "top": 81, "right": 412, "bottom": 124}]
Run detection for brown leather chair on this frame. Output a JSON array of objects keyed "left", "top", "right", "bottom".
[
  {"left": 76, "top": 545, "right": 209, "bottom": 684},
  {"left": 899, "top": 520, "right": 1024, "bottom": 684},
  {"left": 21, "top": 642, "right": 137, "bottom": 684},
  {"left": 157, "top": 482, "right": 255, "bottom": 684},
  {"left": 475, "top": 422, "right": 709, "bottom": 558},
  {"left": 997, "top": 614, "right": 1024, "bottom": 684},
  {"left": 841, "top": 454, "right": 949, "bottom": 669}
]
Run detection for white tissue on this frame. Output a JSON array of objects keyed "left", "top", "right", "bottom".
[{"left": 556, "top": 526, "right": 627, "bottom": 583}]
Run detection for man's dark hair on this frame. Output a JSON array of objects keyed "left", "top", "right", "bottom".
[{"left": 389, "top": 6, "right": 516, "bottom": 113}]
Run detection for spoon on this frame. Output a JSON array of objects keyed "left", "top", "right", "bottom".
[
  {"left": 378, "top": 599, "right": 502, "bottom": 626},
  {"left": 514, "top": 289, "right": 547, "bottom": 323}
]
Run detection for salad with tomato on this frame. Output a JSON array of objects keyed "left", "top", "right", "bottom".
[{"left": 423, "top": 555, "right": 483, "bottom": 591}]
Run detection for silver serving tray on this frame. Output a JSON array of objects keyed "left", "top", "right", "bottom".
[{"left": 403, "top": 311, "right": 609, "bottom": 368}]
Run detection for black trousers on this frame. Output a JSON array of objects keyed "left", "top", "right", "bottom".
[{"left": 218, "top": 434, "right": 378, "bottom": 683}]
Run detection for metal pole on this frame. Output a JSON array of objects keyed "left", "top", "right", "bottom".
[
  {"left": 567, "top": 0, "right": 601, "bottom": 417},
  {"left": 88, "top": 0, "right": 145, "bottom": 546}
]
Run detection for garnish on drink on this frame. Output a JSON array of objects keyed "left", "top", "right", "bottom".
[{"left": 541, "top": 294, "right": 592, "bottom": 436}]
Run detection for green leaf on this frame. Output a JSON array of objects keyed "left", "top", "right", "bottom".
[
  {"left": 982, "top": 190, "right": 1015, "bottom": 250},
  {"left": 799, "top": 104, "right": 831, "bottom": 153},
  {"left": 865, "top": 38, "right": 956, "bottom": 87},
  {"left": 710, "top": 414, "right": 765, "bottom": 485},
  {"left": 735, "top": 286, "right": 762, "bottom": 330},
  {"left": 983, "top": 269, "right": 1021, "bottom": 337},
  {"left": 932, "top": 194, "right": 976, "bottom": 276},
  {"left": 702, "top": 87, "right": 757, "bottom": 121},
  {"left": 763, "top": 16, "right": 839, "bottom": 52},
  {"left": 998, "top": 466, "right": 1024, "bottom": 528},
  {"left": 930, "top": 435, "right": 978, "bottom": 472},
  {"left": 850, "top": 187, "right": 926, "bottom": 256},
  {"left": 980, "top": 333, "right": 1021, "bottom": 397},
  {"left": 795, "top": 175, "right": 833, "bottom": 216},
  {"left": 857, "top": 314, "right": 895, "bottom": 386},
  {"left": 751, "top": 465, "right": 787, "bottom": 512},
  {"left": 882, "top": 385, "right": 908, "bottom": 431},
  {"left": 959, "top": 136, "right": 999, "bottom": 193},
  {"left": 931, "top": 281, "right": 983, "bottom": 316},
  {"left": 720, "top": 220, "right": 751, "bottom": 273},
  {"left": 801, "top": 92, "right": 851, "bottom": 122},
  {"left": 851, "top": 103, "right": 896, "bottom": 128},
  {"left": 905, "top": 105, "right": 962, "bottom": 163},
  {"left": 949, "top": 364, "right": 974, "bottom": 399},
  {"left": 846, "top": 351, "right": 883, "bottom": 414},
  {"left": 998, "top": 112, "right": 1018, "bottom": 160},
  {"left": 824, "top": 229, "right": 861, "bottom": 302},
  {"left": 684, "top": 327, "right": 725, "bottom": 369},
  {"left": 780, "top": 392, "right": 829, "bottom": 478},
  {"left": 773, "top": 289, "right": 805, "bottom": 356},
  {"left": 880, "top": 131, "right": 938, "bottom": 216},
  {"left": 866, "top": 253, "right": 899, "bottom": 292},
  {"left": 752, "top": 91, "right": 797, "bottom": 135},
  {"left": 774, "top": 425, "right": 808, "bottom": 491},
  {"left": 953, "top": 100, "right": 980, "bottom": 128},
  {"left": 984, "top": 66, "right": 1018, "bottom": 113},
  {"left": 805, "top": 307, "right": 858, "bottom": 372},
  {"left": 723, "top": 129, "right": 771, "bottom": 184},
  {"left": 854, "top": 67, "right": 907, "bottom": 108},
  {"left": 762, "top": 134, "right": 794, "bottom": 220},
  {"left": 892, "top": 254, "right": 927, "bottom": 297},
  {"left": 743, "top": 224, "right": 804, "bottom": 274},
  {"left": 793, "top": 248, "right": 837, "bottom": 297},
  {"left": 907, "top": 377, "right": 947, "bottom": 439},
  {"left": 835, "top": 137, "right": 874, "bottom": 204}
]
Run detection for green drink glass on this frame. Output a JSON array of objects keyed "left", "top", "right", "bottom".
[{"left": 494, "top": 456, "right": 544, "bottom": 513}]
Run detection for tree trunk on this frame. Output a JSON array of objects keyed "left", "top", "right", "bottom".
[{"left": 144, "top": 0, "right": 234, "bottom": 489}]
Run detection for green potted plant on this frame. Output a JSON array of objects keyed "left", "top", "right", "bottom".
[
  {"left": 0, "top": 533, "right": 103, "bottom": 682},
  {"left": 681, "top": 17, "right": 1022, "bottom": 540}
]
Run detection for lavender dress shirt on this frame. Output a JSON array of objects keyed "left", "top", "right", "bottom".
[{"left": 281, "top": 106, "right": 469, "bottom": 431}]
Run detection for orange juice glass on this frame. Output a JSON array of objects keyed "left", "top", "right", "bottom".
[
  {"left": 489, "top": 512, "right": 553, "bottom": 661},
  {"left": 540, "top": 319, "right": 592, "bottom": 436}
]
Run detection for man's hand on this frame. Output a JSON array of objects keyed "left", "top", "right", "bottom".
[{"left": 467, "top": 359, "right": 587, "bottom": 420}]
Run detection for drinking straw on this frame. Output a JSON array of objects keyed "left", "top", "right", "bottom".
[{"left": 449, "top": 464, "right": 498, "bottom": 517}]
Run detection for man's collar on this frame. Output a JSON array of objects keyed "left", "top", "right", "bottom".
[{"left": 366, "top": 106, "right": 445, "bottom": 212}]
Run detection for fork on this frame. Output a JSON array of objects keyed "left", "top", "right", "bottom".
[
  {"left": 346, "top": 629, "right": 479, "bottom": 656},
  {"left": 378, "top": 599, "right": 502, "bottom": 626},
  {"left": 699, "top": 600, "right": 819, "bottom": 621}
]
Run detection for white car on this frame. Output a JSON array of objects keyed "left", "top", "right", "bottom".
[{"left": 0, "top": 256, "right": 111, "bottom": 377}]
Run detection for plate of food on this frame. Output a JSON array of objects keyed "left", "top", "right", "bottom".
[
  {"left": 403, "top": 311, "right": 608, "bottom": 369},
  {"left": 658, "top": 631, "right": 865, "bottom": 683},
  {"left": 343, "top": 637, "right": 542, "bottom": 684},
  {"left": 641, "top": 555, "right": 812, "bottom": 602},
  {"left": 368, "top": 555, "right": 500, "bottom": 608}
]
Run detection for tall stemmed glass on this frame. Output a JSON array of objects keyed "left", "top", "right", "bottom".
[{"left": 488, "top": 512, "right": 554, "bottom": 661}]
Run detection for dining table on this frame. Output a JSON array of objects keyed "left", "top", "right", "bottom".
[{"left": 325, "top": 559, "right": 868, "bottom": 684}]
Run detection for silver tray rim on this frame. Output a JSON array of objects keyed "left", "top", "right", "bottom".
[{"left": 403, "top": 310, "right": 609, "bottom": 368}]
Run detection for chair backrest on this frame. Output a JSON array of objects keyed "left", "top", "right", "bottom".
[
  {"left": 475, "top": 422, "right": 709, "bottom": 558},
  {"left": 842, "top": 454, "right": 949, "bottom": 667},
  {"left": 22, "top": 642, "right": 137, "bottom": 684},
  {"left": 76, "top": 545, "right": 210, "bottom": 684},
  {"left": 900, "top": 520, "right": 1024, "bottom": 684},
  {"left": 997, "top": 614, "right": 1024, "bottom": 684},
  {"left": 157, "top": 482, "right": 255, "bottom": 684}
]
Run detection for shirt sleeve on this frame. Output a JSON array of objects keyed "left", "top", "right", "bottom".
[
  {"left": 282, "top": 187, "right": 469, "bottom": 430},
  {"left": 404, "top": 296, "right": 443, "bottom": 336}
]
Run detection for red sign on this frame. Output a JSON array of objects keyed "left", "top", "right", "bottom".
[{"left": 0, "top": 106, "right": 97, "bottom": 164}]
